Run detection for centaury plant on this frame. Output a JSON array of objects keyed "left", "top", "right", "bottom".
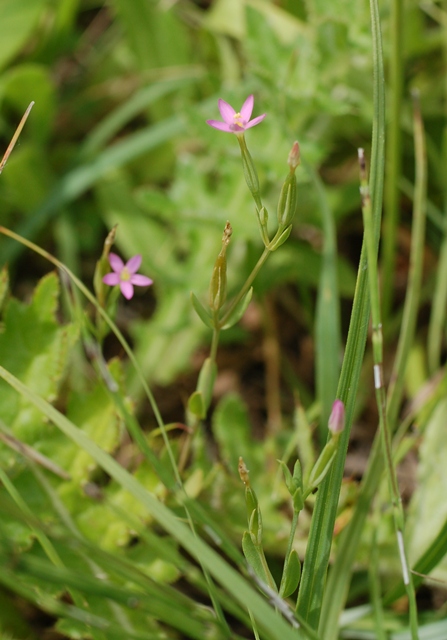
[{"left": 1, "top": 0, "right": 447, "bottom": 639}]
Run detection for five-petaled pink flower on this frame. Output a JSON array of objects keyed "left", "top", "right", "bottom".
[
  {"left": 103, "top": 253, "right": 153, "bottom": 300},
  {"left": 206, "top": 95, "right": 266, "bottom": 134}
]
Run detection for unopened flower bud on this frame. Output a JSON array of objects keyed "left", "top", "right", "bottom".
[
  {"left": 277, "top": 173, "right": 297, "bottom": 227},
  {"left": 288, "top": 141, "right": 301, "bottom": 172},
  {"left": 209, "top": 222, "right": 232, "bottom": 311},
  {"left": 328, "top": 399, "right": 345, "bottom": 434}
]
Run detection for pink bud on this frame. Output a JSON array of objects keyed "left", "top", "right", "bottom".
[
  {"left": 288, "top": 141, "right": 301, "bottom": 171},
  {"left": 328, "top": 399, "right": 345, "bottom": 434}
]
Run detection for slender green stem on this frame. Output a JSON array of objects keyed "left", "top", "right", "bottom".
[
  {"left": 359, "top": 149, "right": 419, "bottom": 639},
  {"left": 369, "top": 510, "right": 387, "bottom": 640},
  {"left": 210, "top": 325, "right": 221, "bottom": 362},
  {"left": 427, "top": 0, "right": 447, "bottom": 373},
  {"left": 387, "top": 92, "right": 427, "bottom": 428},
  {"left": 218, "top": 246, "right": 270, "bottom": 328},
  {"left": 381, "top": 0, "right": 403, "bottom": 322}
]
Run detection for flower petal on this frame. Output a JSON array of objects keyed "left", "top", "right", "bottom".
[
  {"left": 130, "top": 274, "right": 153, "bottom": 287},
  {"left": 126, "top": 254, "right": 142, "bottom": 273},
  {"left": 120, "top": 281, "right": 134, "bottom": 299},
  {"left": 103, "top": 273, "right": 120, "bottom": 286},
  {"left": 217, "top": 99, "right": 236, "bottom": 125},
  {"left": 108, "top": 253, "right": 124, "bottom": 273},
  {"left": 244, "top": 113, "right": 266, "bottom": 129},
  {"left": 240, "top": 95, "right": 254, "bottom": 122},
  {"left": 206, "top": 120, "right": 234, "bottom": 132}
]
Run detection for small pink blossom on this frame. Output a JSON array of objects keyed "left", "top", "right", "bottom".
[
  {"left": 328, "top": 400, "right": 345, "bottom": 434},
  {"left": 206, "top": 95, "right": 266, "bottom": 134},
  {"left": 102, "top": 253, "right": 153, "bottom": 300}
]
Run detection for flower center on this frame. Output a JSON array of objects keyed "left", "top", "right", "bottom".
[
  {"left": 121, "top": 267, "right": 131, "bottom": 281},
  {"left": 233, "top": 112, "right": 244, "bottom": 128}
]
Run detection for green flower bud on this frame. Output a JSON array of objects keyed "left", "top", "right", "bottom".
[
  {"left": 268, "top": 224, "right": 293, "bottom": 251},
  {"left": 277, "top": 172, "right": 297, "bottom": 228},
  {"left": 256, "top": 206, "right": 270, "bottom": 245},
  {"left": 306, "top": 439, "right": 337, "bottom": 494}
]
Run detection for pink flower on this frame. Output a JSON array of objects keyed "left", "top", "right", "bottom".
[
  {"left": 206, "top": 95, "right": 266, "bottom": 134},
  {"left": 328, "top": 400, "right": 345, "bottom": 435},
  {"left": 102, "top": 253, "right": 153, "bottom": 300}
]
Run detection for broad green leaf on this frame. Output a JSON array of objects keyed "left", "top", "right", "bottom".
[{"left": 0, "top": 272, "right": 78, "bottom": 446}]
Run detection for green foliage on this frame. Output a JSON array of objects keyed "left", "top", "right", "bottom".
[
  {"left": 1, "top": 0, "right": 447, "bottom": 638},
  {"left": 0, "top": 272, "right": 77, "bottom": 447}
]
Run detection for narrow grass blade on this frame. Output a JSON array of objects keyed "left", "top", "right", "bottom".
[
  {"left": 381, "top": 0, "right": 403, "bottom": 320},
  {"left": 296, "top": 0, "right": 385, "bottom": 631},
  {"left": 319, "top": 71, "right": 427, "bottom": 640},
  {"left": 311, "top": 165, "right": 341, "bottom": 443}
]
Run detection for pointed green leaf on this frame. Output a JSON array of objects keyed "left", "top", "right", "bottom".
[
  {"left": 280, "top": 549, "right": 301, "bottom": 598},
  {"left": 220, "top": 287, "right": 253, "bottom": 330},
  {"left": 190, "top": 292, "right": 213, "bottom": 329},
  {"left": 242, "top": 531, "right": 268, "bottom": 584}
]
